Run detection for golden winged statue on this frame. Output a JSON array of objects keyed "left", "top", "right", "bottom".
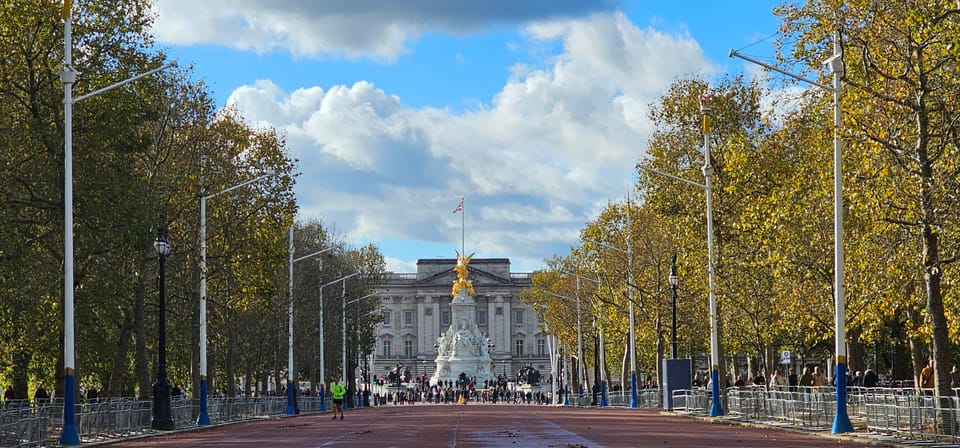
[{"left": 452, "top": 249, "right": 475, "bottom": 297}]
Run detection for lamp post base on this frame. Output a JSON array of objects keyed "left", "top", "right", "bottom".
[
  {"left": 709, "top": 369, "right": 724, "bottom": 417},
  {"left": 151, "top": 377, "right": 174, "bottom": 431},
  {"left": 832, "top": 362, "right": 853, "bottom": 433},
  {"left": 319, "top": 385, "right": 327, "bottom": 412},
  {"left": 196, "top": 379, "right": 211, "bottom": 426}
]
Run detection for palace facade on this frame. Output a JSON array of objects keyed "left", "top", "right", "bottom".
[{"left": 372, "top": 258, "right": 553, "bottom": 384}]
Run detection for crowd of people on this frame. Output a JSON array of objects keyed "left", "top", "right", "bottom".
[{"left": 368, "top": 373, "right": 555, "bottom": 406}]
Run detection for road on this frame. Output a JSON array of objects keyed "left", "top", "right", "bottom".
[{"left": 105, "top": 404, "right": 889, "bottom": 447}]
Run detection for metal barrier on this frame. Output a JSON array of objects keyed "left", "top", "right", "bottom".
[
  {"left": 673, "top": 386, "right": 960, "bottom": 445},
  {"left": 9, "top": 386, "right": 960, "bottom": 446}
]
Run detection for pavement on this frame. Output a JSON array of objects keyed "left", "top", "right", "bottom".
[{"left": 102, "top": 404, "right": 902, "bottom": 448}]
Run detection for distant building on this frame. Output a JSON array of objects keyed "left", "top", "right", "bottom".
[{"left": 372, "top": 258, "right": 552, "bottom": 384}]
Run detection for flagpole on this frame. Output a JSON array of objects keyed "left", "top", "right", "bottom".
[{"left": 460, "top": 196, "right": 465, "bottom": 256}]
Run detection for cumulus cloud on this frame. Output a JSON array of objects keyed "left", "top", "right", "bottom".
[
  {"left": 223, "top": 11, "right": 715, "bottom": 271},
  {"left": 151, "top": 0, "right": 618, "bottom": 61}
]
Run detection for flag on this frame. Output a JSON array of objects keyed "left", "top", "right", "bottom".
[
  {"left": 61, "top": 0, "right": 72, "bottom": 19},
  {"left": 452, "top": 198, "right": 463, "bottom": 214}
]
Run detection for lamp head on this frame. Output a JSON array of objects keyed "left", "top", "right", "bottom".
[
  {"left": 154, "top": 228, "right": 171, "bottom": 257},
  {"left": 823, "top": 54, "right": 843, "bottom": 74}
]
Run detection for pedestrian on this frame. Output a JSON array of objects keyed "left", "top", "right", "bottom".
[
  {"left": 950, "top": 366, "right": 960, "bottom": 389},
  {"left": 787, "top": 367, "right": 798, "bottom": 391},
  {"left": 798, "top": 367, "right": 814, "bottom": 387},
  {"left": 753, "top": 370, "right": 766, "bottom": 386},
  {"left": 34, "top": 385, "right": 49, "bottom": 406},
  {"left": 863, "top": 368, "right": 879, "bottom": 388},
  {"left": 919, "top": 359, "right": 935, "bottom": 390},
  {"left": 331, "top": 378, "right": 346, "bottom": 420},
  {"left": 86, "top": 386, "right": 99, "bottom": 404},
  {"left": 769, "top": 369, "right": 786, "bottom": 389},
  {"left": 812, "top": 366, "right": 825, "bottom": 387}
]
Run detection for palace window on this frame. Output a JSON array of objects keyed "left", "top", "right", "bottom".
[
  {"left": 382, "top": 310, "right": 392, "bottom": 327},
  {"left": 383, "top": 340, "right": 392, "bottom": 357},
  {"left": 514, "top": 339, "right": 524, "bottom": 356},
  {"left": 537, "top": 338, "right": 546, "bottom": 356},
  {"left": 440, "top": 310, "right": 451, "bottom": 326},
  {"left": 476, "top": 309, "right": 487, "bottom": 325},
  {"left": 514, "top": 309, "right": 524, "bottom": 325},
  {"left": 404, "top": 340, "right": 413, "bottom": 357},
  {"left": 403, "top": 310, "right": 413, "bottom": 326}
]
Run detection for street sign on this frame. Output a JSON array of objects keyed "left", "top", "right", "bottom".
[{"left": 780, "top": 350, "right": 791, "bottom": 364}]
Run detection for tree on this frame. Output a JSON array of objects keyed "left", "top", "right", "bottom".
[{"left": 778, "top": 0, "right": 960, "bottom": 411}]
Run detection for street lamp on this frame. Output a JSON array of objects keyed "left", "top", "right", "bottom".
[
  {"left": 730, "top": 35, "right": 852, "bottom": 433},
  {"left": 542, "top": 289, "right": 583, "bottom": 401},
  {"left": 59, "top": 3, "right": 176, "bottom": 443},
  {"left": 592, "top": 317, "right": 601, "bottom": 407},
  {"left": 344, "top": 291, "right": 377, "bottom": 409},
  {"left": 669, "top": 254, "right": 679, "bottom": 359},
  {"left": 151, "top": 228, "right": 174, "bottom": 431},
  {"left": 556, "top": 269, "right": 599, "bottom": 401},
  {"left": 585, "top": 234, "right": 638, "bottom": 408},
  {"left": 637, "top": 95, "right": 721, "bottom": 416},
  {"left": 286, "top": 233, "right": 335, "bottom": 416},
  {"left": 318, "top": 271, "right": 358, "bottom": 412},
  {"left": 198, "top": 171, "right": 275, "bottom": 425},
  {"left": 342, "top": 294, "right": 377, "bottom": 408}
]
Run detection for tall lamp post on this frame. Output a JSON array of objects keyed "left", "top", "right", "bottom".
[
  {"left": 198, "top": 172, "right": 275, "bottom": 425},
  {"left": 543, "top": 289, "right": 583, "bottom": 401},
  {"left": 344, "top": 291, "right": 377, "bottom": 409},
  {"left": 287, "top": 234, "right": 335, "bottom": 416},
  {"left": 585, "top": 236, "right": 637, "bottom": 408},
  {"left": 592, "top": 318, "right": 601, "bottom": 407},
  {"left": 152, "top": 228, "right": 174, "bottom": 430},
  {"left": 318, "top": 271, "right": 358, "bottom": 412},
  {"left": 730, "top": 36, "right": 851, "bottom": 433},
  {"left": 669, "top": 254, "right": 679, "bottom": 359},
  {"left": 636, "top": 94, "right": 721, "bottom": 416},
  {"left": 59, "top": 3, "right": 176, "bottom": 443},
  {"left": 350, "top": 294, "right": 376, "bottom": 409}
]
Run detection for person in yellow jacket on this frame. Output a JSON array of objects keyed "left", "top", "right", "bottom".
[{"left": 331, "top": 379, "right": 346, "bottom": 420}]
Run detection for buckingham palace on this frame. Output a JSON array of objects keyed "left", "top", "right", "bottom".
[{"left": 371, "top": 258, "right": 553, "bottom": 383}]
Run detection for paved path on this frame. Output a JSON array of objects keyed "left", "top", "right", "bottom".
[{"left": 105, "top": 405, "right": 891, "bottom": 447}]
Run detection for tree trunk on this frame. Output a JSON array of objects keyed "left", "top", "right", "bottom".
[
  {"left": 107, "top": 306, "right": 135, "bottom": 398},
  {"left": 134, "top": 260, "right": 149, "bottom": 398},
  {"left": 226, "top": 328, "right": 235, "bottom": 397}
]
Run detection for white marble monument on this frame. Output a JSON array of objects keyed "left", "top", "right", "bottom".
[{"left": 430, "top": 252, "right": 495, "bottom": 386}]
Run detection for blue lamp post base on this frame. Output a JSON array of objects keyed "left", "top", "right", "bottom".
[
  {"left": 319, "top": 385, "right": 326, "bottom": 412},
  {"left": 709, "top": 369, "right": 723, "bottom": 417},
  {"left": 832, "top": 362, "right": 853, "bottom": 433},
  {"left": 196, "top": 379, "right": 211, "bottom": 426}
]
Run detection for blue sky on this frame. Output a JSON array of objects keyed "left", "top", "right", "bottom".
[{"left": 150, "top": 0, "right": 784, "bottom": 273}]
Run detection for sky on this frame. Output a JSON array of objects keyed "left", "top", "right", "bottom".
[{"left": 148, "top": 0, "right": 785, "bottom": 274}]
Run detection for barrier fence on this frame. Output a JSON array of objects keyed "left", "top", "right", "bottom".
[
  {"left": 5, "top": 386, "right": 960, "bottom": 446},
  {"left": 672, "top": 385, "right": 960, "bottom": 445}
]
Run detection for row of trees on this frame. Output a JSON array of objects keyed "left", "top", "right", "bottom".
[
  {"left": 523, "top": 0, "right": 960, "bottom": 397},
  {"left": 0, "top": 0, "right": 384, "bottom": 404}
]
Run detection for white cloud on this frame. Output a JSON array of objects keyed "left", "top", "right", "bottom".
[{"left": 222, "top": 11, "right": 714, "bottom": 272}]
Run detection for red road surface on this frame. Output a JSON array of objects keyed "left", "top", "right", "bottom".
[{"left": 105, "top": 404, "right": 892, "bottom": 447}]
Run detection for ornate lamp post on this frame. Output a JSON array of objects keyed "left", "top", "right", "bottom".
[
  {"left": 669, "top": 254, "right": 679, "bottom": 359},
  {"left": 151, "top": 228, "right": 174, "bottom": 431}
]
